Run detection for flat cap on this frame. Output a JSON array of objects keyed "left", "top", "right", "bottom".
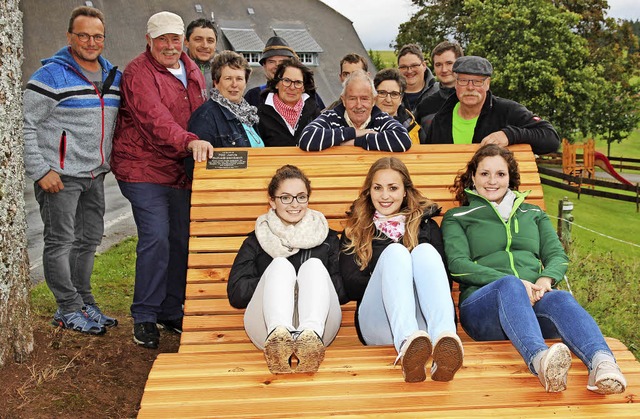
[
  {"left": 453, "top": 56, "right": 493, "bottom": 76},
  {"left": 147, "top": 11, "right": 184, "bottom": 38},
  {"left": 259, "top": 36, "right": 297, "bottom": 65}
]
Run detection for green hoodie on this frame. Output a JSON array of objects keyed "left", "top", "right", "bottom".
[{"left": 442, "top": 189, "right": 569, "bottom": 304}]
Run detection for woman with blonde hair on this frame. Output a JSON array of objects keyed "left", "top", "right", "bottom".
[{"left": 339, "top": 157, "right": 463, "bottom": 382}]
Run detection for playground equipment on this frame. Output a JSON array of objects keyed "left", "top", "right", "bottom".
[
  {"left": 562, "top": 138, "right": 633, "bottom": 185},
  {"left": 562, "top": 138, "right": 595, "bottom": 181}
]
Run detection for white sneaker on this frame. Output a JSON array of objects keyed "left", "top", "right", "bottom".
[
  {"left": 587, "top": 361, "right": 626, "bottom": 394},
  {"left": 537, "top": 343, "right": 572, "bottom": 392}
]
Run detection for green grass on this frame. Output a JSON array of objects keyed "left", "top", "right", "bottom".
[
  {"left": 30, "top": 237, "right": 137, "bottom": 317},
  {"left": 374, "top": 50, "right": 397, "bottom": 69}
]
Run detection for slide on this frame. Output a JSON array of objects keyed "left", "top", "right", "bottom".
[{"left": 594, "top": 151, "right": 633, "bottom": 186}]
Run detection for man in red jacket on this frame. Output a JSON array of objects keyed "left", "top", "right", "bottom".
[{"left": 111, "top": 11, "right": 213, "bottom": 349}]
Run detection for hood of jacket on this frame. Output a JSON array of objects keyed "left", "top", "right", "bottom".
[{"left": 41, "top": 46, "right": 116, "bottom": 75}]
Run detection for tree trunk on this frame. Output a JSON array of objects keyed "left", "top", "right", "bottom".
[{"left": 0, "top": 0, "right": 34, "bottom": 367}]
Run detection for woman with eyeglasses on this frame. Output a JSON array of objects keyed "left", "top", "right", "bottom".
[
  {"left": 186, "top": 51, "right": 263, "bottom": 176},
  {"left": 228, "top": 165, "right": 348, "bottom": 374},
  {"left": 373, "top": 68, "right": 425, "bottom": 144},
  {"left": 257, "top": 59, "right": 322, "bottom": 146}
]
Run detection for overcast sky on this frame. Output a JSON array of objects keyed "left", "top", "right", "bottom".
[{"left": 320, "top": 0, "right": 640, "bottom": 50}]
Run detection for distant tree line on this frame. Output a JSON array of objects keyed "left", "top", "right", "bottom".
[{"left": 395, "top": 0, "right": 640, "bottom": 151}]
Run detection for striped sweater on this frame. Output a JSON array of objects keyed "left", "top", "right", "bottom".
[
  {"left": 298, "top": 103, "right": 412, "bottom": 152},
  {"left": 23, "top": 47, "right": 121, "bottom": 181}
]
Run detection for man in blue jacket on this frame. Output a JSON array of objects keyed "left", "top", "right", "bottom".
[{"left": 23, "top": 6, "right": 121, "bottom": 335}]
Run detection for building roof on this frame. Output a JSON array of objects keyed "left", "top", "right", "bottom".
[{"left": 20, "top": 0, "right": 374, "bottom": 104}]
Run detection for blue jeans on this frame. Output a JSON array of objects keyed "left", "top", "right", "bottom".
[
  {"left": 459, "top": 275, "right": 614, "bottom": 373},
  {"left": 358, "top": 243, "right": 456, "bottom": 352},
  {"left": 35, "top": 174, "right": 105, "bottom": 313},
  {"left": 118, "top": 181, "right": 190, "bottom": 324}
]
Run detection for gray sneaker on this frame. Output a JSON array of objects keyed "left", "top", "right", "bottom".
[
  {"left": 52, "top": 309, "right": 106, "bottom": 335},
  {"left": 537, "top": 343, "right": 572, "bottom": 392},
  {"left": 83, "top": 304, "right": 118, "bottom": 327},
  {"left": 587, "top": 361, "right": 627, "bottom": 394}
]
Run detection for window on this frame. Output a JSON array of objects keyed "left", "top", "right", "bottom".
[
  {"left": 243, "top": 52, "right": 262, "bottom": 65},
  {"left": 298, "top": 53, "right": 317, "bottom": 66}
]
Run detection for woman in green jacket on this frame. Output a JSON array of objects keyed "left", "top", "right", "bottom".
[{"left": 442, "top": 144, "right": 626, "bottom": 394}]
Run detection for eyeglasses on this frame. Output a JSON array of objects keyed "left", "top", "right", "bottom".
[
  {"left": 71, "top": 32, "right": 106, "bottom": 43},
  {"left": 280, "top": 78, "right": 304, "bottom": 89},
  {"left": 456, "top": 77, "right": 488, "bottom": 87},
  {"left": 274, "top": 194, "right": 309, "bottom": 204},
  {"left": 398, "top": 63, "right": 423, "bottom": 72},
  {"left": 376, "top": 90, "right": 402, "bottom": 100}
]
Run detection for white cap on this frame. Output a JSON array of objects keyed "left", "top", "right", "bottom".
[{"left": 147, "top": 11, "right": 184, "bottom": 38}]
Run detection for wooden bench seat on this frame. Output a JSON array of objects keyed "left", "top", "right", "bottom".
[{"left": 138, "top": 145, "right": 639, "bottom": 418}]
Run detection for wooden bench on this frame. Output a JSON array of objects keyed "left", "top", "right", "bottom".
[{"left": 138, "top": 145, "right": 639, "bottom": 418}]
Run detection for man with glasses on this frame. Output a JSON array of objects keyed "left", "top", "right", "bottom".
[
  {"left": 24, "top": 6, "right": 121, "bottom": 335},
  {"left": 245, "top": 36, "right": 326, "bottom": 109},
  {"left": 397, "top": 43, "right": 437, "bottom": 114},
  {"left": 111, "top": 11, "right": 213, "bottom": 349},
  {"left": 426, "top": 56, "right": 560, "bottom": 155},
  {"left": 299, "top": 70, "right": 411, "bottom": 151}
]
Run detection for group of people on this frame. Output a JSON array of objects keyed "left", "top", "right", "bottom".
[{"left": 23, "top": 6, "right": 626, "bottom": 395}]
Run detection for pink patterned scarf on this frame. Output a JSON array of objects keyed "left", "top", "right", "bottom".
[{"left": 373, "top": 211, "right": 406, "bottom": 242}]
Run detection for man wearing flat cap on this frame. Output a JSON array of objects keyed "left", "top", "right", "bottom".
[
  {"left": 425, "top": 56, "right": 560, "bottom": 155},
  {"left": 111, "top": 11, "right": 214, "bottom": 349},
  {"left": 244, "top": 36, "right": 325, "bottom": 108}
]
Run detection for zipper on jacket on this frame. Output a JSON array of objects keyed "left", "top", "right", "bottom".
[
  {"left": 466, "top": 189, "right": 522, "bottom": 277},
  {"left": 59, "top": 131, "right": 67, "bottom": 169},
  {"left": 69, "top": 65, "right": 108, "bottom": 167}
]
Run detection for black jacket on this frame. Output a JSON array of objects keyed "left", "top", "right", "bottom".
[
  {"left": 401, "top": 68, "right": 437, "bottom": 114},
  {"left": 415, "top": 84, "right": 455, "bottom": 130},
  {"left": 425, "top": 90, "right": 560, "bottom": 155},
  {"left": 227, "top": 229, "right": 348, "bottom": 309},
  {"left": 257, "top": 96, "right": 321, "bottom": 147},
  {"left": 339, "top": 207, "right": 446, "bottom": 304}
]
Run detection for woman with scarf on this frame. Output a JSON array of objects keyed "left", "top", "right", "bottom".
[
  {"left": 442, "top": 144, "right": 627, "bottom": 394},
  {"left": 186, "top": 51, "right": 262, "bottom": 176},
  {"left": 227, "top": 165, "right": 348, "bottom": 374},
  {"left": 257, "top": 59, "right": 321, "bottom": 147},
  {"left": 339, "top": 157, "right": 463, "bottom": 383}
]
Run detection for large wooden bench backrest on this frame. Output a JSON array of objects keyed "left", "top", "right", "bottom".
[{"left": 182, "top": 144, "right": 543, "bottom": 351}]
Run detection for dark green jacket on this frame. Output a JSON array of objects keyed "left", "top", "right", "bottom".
[{"left": 441, "top": 189, "right": 568, "bottom": 304}]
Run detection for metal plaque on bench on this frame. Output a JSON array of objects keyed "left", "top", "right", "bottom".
[{"left": 206, "top": 150, "right": 248, "bottom": 169}]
